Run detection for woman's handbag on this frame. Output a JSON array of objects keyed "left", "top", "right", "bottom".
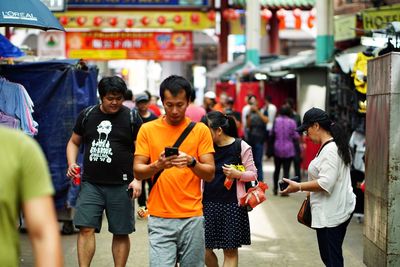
[
  {"left": 239, "top": 181, "right": 268, "bottom": 210},
  {"left": 297, "top": 196, "right": 312, "bottom": 228}
]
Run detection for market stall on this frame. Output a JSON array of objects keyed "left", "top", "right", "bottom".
[{"left": 0, "top": 60, "right": 98, "bottom": 233}]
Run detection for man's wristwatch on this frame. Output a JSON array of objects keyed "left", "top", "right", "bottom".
[{"left": 188, "top": 156, "right": 197, "bottom": 168}]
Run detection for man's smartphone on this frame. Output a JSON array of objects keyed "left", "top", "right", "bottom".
[
  {"left": 165, "top": 147, "right": 179, "bottom": 157},
  {"left": 279, "top": 176, "right": 300, "bottom": 191},
  {"left": 127, "top": 188, "right": 133, "bottom": 198}
]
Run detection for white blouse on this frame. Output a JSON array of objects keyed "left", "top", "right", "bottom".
[{"left": 308, "top": 142, "right": 356, "bottom": 228}]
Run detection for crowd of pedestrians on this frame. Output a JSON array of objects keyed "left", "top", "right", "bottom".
[{"left": 2, "top": 74, "right": 357, "bottom": 267}]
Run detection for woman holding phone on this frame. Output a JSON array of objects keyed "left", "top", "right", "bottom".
[{"left": 281, "top": 107, "right": 355, "bottom": 267}]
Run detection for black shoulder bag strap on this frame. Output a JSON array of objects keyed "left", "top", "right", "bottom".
[
  {"left": 151, "top": 122, "right": 196, "bottom": 186},
  {"left": 316, "top": 139, "right": 334, "bottom": 157},
  {"left": 233, "top": 138, "right": 242, "bottom": 164}
]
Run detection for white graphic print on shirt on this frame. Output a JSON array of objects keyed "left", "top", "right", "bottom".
[{"left": 89, "top": 120, "right": 113, "bottom": 163}]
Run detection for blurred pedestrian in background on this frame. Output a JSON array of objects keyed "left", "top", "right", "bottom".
[
  {"left": 282, "top": 107, "right": 355, "bottom": 267},
  {"left": 145, "top": 90, "right": 162, "bottom": 117},
  {"left": 185, "top": 88, "right": 206, "bottom": 122},
  {"left": 241, "top": 94, "right": 256, "bottom": 139},
  {"left": 213, "top": 91, "right": 228, "bottom": 112},
  {"left": 285, "top": 98, "right": 303, "bottom": 180},
  {"left": 245, "top": 96, "right": 268, "bottom": 181},
  {"left": 135, "top": 93, "right": 158, "bottom": 218},
  {"left": 224, "top": 96, "right": 242, "bottom": 138},
  {"left": 203, "top": 91, "right": 217, "bottom": 113},
  {"left": 0, "top": 126, "right": 63, "bottom": 267},
  {"left": 263, "top": 95, "right": 277, "bottom": 139},
  {"left": 271, "top": 104, "right": 299, "bottom": 195},
  {"left": 203, "top": 111, "right": 257, "bottom": 267},
  {"left": 123, "top": 89, "right": 135, "bottom": 109}
]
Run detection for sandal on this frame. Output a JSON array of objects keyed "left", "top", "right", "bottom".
[{"left": 137, "top": 207, "right": 149, "bottom": 219}]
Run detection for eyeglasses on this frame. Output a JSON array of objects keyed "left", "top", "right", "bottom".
[{"left": 303, "top": 124, "right": 313, "bottom": 135}]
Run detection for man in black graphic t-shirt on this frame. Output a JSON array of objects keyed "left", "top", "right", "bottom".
[{"left": 66, "top": 76, "right": 142, "bottom": 267}]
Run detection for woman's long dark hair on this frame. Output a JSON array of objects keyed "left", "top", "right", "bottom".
[
  {"left": 319, "top": 120, "right": 351, "bottom": 166},
  {"left": 206, "top": 111, "right": 238, "bottom": 138}
]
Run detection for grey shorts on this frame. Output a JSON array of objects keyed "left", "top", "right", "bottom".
[
  {"left": 73, "top": 181, "right": 134, "bottom": 234},
  {"left": 148, "top": 216, "right": 205, "bottom": 267}
]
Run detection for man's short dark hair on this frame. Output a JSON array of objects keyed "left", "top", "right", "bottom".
[
  {"left": 159, "top": 75, "right": 192, "bottom": 103},
  {"left": 98, "top": 76, "right": 128, "bottom": 99},
  {"left": 190, "top": 88, "right": 196, "bottom": 102},
  {"left": 285, "top": 97, "right": 295, "bottom": 109},
  {"left": 125, "top": 89, "right": 133, "bottom": 100}
]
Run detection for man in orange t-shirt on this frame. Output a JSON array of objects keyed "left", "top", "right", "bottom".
[{"left": 134, "top": 75, "right": 215, "bottom": 267}]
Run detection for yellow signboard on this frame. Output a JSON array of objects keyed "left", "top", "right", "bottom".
[
  {"left": 363, "top": 4, "right": 400, "bottom": 31},
  {"left": 56, "top": 11, "right": 215, "bottom": 31},
  {"left": 334, "top": 14, "right": 356, "bottom": 42},
  {"left": 69, "top": 50, "right": 127, "bottom": 60},
  {"left": 230, "top": 19, "right": 266, "bottom": 36}
]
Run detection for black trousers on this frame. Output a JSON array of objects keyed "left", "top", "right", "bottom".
[
  {"left": 273, "top": 157, "right": 292, "bottom": 194},
  {"left": 316, "top": 215, "right": 352, "bottom": 267}
]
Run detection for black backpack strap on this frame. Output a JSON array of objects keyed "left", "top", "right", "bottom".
[
  {"left": 130, "top": 108, "right": 143, "bottom": 140},
  {"left": 152, "top": 121, "right": 196, "bottom": 187},
  {"left": 81, "top": 105, "right": 97, "bottom": 130}
]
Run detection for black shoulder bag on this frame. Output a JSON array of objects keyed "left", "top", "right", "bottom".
[{"left": 151, "top": 122, "right": 196, "bottom": 187}]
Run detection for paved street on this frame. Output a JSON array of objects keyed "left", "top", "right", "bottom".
[{"left": 19, "top": 160, "right": 365, "bottom": 266}]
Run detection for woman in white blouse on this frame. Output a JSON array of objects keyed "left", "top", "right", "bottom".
[{"left": 282, "top": 107, "right": 355, "bottom": 267}]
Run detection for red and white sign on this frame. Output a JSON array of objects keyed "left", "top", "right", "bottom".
[{"left": 66, "top": 31, "right": 193, "bottom": 61}]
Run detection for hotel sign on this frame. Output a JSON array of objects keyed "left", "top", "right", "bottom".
[{"left": 363, "top": 4, "right": 400, "bottom": 31}]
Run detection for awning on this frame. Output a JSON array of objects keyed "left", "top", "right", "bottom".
[
  {"left": 255, "top": 50, "right": 315, "bottom": 73},
  {"left": 207, "top": 55, "right": 283, "bottom": 79},
  {"left": 235, "top": 55, "right": 285, "bottom": 75},
  {"left": 206, "top": 55, "right": 245, "bottom": 79},
  {"left": 232, "top": 0, "right": 315, "bottom": 9},
  {"left": 335, "top": 45, "right": 374, "bottom": 74},
  {"left": 0, "top": 34, "right": 25, "bottom": 58}
]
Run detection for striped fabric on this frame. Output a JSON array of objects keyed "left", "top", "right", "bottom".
[{"left": 232, "top": 0, "right": 315, "bottom": 9}]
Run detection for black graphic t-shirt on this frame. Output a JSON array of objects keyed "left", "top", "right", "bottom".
[{"left": 73, "top": 105, "right": 136, "bottom": 184}]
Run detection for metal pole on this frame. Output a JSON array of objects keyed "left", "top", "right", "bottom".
[
  {"left": 245, "top": 0, "right": 260, "bottom": 66},
  {"left": 316, "top": 0, "right": 334, "bottom": 64}
]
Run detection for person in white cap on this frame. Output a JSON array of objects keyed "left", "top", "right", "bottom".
[{"left": 203, "top": 91, "right": 216, "bottom": 113}]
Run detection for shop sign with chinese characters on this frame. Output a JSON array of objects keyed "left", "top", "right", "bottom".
[{"left": 66, "top": 31, "right": 193, "bottom": 61}]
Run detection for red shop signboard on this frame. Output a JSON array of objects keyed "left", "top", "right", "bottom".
[{"left": 66, "top": 31, "right": 193, "bottom": 61}]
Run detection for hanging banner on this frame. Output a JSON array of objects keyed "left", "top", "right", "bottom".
[
  {"left": 66, "top": 31, "right": 193, "bottom": 61},
  {"left": 67, "top": 0, "right": 210, "bottom": 8}
]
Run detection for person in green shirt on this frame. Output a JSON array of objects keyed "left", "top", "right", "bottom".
[{"left": 0, "top": 126, "right": 63, "bottom": 267}]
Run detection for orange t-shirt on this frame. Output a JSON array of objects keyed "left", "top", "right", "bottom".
[{"left": 135, "top": 116, "right": 214, "bottom": 218}]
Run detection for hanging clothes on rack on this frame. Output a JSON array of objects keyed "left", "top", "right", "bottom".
[
  {"left": 0, "top": 111, "right": 20, "bottom": 129},
  {"left": 0, "top": 77, "right": 38, "bottom": 136}
]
